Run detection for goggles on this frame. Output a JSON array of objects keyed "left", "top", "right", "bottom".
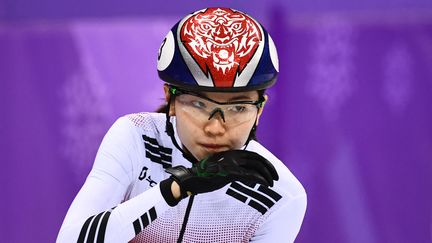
[{"left": 170, "top": 86, "right": 264, "bottom": 127}]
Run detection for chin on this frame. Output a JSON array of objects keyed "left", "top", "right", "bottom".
[
  {"left": 195, "top": 150, "right": 214, "bottom": 161},
  {"left": 199, "top": 149, "right": 227, "bottom": 160}
]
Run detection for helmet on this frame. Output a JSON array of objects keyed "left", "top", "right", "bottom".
[{"left": 157, "top": 7, "right": 279, "bottom": 92}]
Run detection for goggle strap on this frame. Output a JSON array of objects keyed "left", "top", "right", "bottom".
[{"left": 169, "top": 86, "right": 178, "bottom": 95}]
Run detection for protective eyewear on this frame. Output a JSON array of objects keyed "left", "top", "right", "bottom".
[{"left": 170, "top": 87, "right": 264, "bottom": 126}]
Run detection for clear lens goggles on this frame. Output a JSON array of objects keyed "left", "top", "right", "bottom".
[{"left": 170, "top": 87, "right": 264, "bottom": 127}]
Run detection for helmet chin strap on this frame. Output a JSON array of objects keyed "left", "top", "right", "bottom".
[
  {"left": 165, "top": 96, "right": 199, "bottom": 164},
  {"left": 243, "top": 120, "right": 257, "bottom": 150},
  {"left": 164, "top": 95, "right": 257, "bottom": 164}
]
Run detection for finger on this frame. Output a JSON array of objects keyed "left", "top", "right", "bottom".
[
  {"left": 240, "top": 152, "right": 279, "bottom": 181},
  {"left": 233, "top": 169, "right": 272, "bottom": 187},
  {"left": 237, "top": 161, "right": 274, "bottom": 185},
  {"left": 219, "top": 161, "right": 272, "bottom": 186},
  {"left": 220, "top": 160, "right": 272, "bottom": 185},
  {"left": 230, "top": 151, "right": 278, "bottom": 182},
  {"left": 213, "top": 150, "right": 279, "bottom": 183}
]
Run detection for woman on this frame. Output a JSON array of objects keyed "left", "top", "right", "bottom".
[{"left": 57, "top": 7, "right": 307, "bottom": 243}]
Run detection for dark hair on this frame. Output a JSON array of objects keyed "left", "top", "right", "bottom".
[{"left": 156, "top": 103, "right": 169, "bottom": 113}]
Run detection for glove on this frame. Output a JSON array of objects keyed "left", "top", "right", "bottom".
[{"left": 165, "top": 150, "right": 279, "bottom": 199}]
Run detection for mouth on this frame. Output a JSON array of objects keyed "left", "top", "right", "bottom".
[{"left": 199, "top": 143, "right": 229, "bottom": 152}]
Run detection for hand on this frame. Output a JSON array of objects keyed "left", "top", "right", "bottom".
[{"left": 165, "top": 150, "right": 279, "bottom": 198}]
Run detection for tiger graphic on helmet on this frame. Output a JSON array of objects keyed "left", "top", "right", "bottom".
[
  {"left": 180, "top": 8, "right": 262, "bottom": 87},
  {"left": 158, "top": 7, "right": 279, "bottom": 91}
]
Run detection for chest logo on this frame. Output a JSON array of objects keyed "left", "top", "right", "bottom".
[
  {"left": 142, "top": 134, "right": 173, "bottom": 168},
  {"left": 138, "top": 166, "right": 157, "bottom": 187},
  {"left": 226, "top": 182, "right": 282, "bottom": 215}
]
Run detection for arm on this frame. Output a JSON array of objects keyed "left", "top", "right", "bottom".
[
  {"left": 251, "top": 194, "right": 307, "bottom": 243},
  {"left": 57, "top": 117, "right": 173, "bottom": 243},
  {"left": 57, "top": 174, "right": 172, "bottom": 242}
]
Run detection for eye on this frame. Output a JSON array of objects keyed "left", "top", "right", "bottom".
[
  {"left": 191, "top": 100, "right": 207, "bottom": 109},
  {"left": 229, "top": 105, "right": 247, "bottom": 113}
]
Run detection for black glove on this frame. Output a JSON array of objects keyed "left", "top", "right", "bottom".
[{"left": 165, "top": 150, "right": 279, "bottom": 199}]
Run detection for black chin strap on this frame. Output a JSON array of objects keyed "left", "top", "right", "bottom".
[
  {"left": 244, "top": 94, "right": 265, "bottom": 149},
  {"left": 165, "top": 96, "right": 199, "bottom": 164},
  {"left": 243, "top": 117, "right": 258, "bottom": 150}
]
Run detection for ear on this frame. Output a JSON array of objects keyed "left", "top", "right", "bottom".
[
  {"left": 163, "top": 84, "right": 176, "bottom": 116},
  {"left": 255, "top": 94, "right": 268, "bottom": 126}
]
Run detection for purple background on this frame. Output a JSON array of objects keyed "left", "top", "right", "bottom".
[{"left": 1, "top": 0, "right": 431, "bottom": 242}]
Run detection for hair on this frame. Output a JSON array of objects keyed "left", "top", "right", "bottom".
[{"left": 156, "top": 103, "right": 169, "bottom": 113}]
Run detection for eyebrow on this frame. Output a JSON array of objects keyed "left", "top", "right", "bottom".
[
  {"left": 228, "top": 95, "right": 256, "bottom": 101},
  {"left": 196, "top": 91, "right": 257, "bottom": 102}
]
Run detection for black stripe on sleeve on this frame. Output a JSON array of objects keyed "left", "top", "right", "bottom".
[
  {"left": 132, "top": 207, "right": 158, "bottom": 236},
  {"left": 96, "top": 211, "right": 111, "bottom": 243},
  {"left": 148, "top": 207, "right": 157, "bottom": 221},
  {"left": 258, "top": 185, "right": 282, "bottom": 202},
  {"left": 132, "top": 219, "right": 142, "bottom": 236},
  {"left": 231, "top": 182, "right": 275, "bottom": 208},
  {"left": 77, "top": 215, "right": 95, "bottom": 243},
  {"left": 248, "top": 199, "right": 268, "bottom": 215},
  {"left": 141, "top": 213, "right": 150, "bottom": 228},
  {"left": 226, "top": 188, "right": 248, "bottom": 203},
  {"left": 86, "top": 212, "right": 104, "bottom": 243}
]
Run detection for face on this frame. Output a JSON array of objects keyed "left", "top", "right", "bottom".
[{"left": 164, "top": 86, "right": 266, "bottom": 161}]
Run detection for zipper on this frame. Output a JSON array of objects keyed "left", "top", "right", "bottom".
[{"left": 177, "top": 195, "right": 195, "bottom": 243}]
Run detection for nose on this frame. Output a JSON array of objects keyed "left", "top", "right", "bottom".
[
  {"left": 204, "top": 114, "right": 226, "bottom": 136},
  {"left": 208, "top": 108, "right": 225, "bottom": 122}
]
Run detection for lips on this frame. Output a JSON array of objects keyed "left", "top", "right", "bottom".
[{"left": 199, "top": 143, "right": 228, "bottom": 152}]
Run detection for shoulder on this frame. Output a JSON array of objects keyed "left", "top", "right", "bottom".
[
  {"left": 124, "top": 112, "right": 166, "bottom": 132},
  {"left": 110, "top": 112, "right": 166, "bottom": 133},
  {"left": 99, "top": 112, "right": 170, "bottom": 160},
  {"left": 90, "top": 113, "right": 167, "bottom": 185},
  {"left": 246, "top": 140, "right": 306, "bottom": 200},
  {"left": 106, "top": 112, "right": 167, "bottom": 140},
  {"left": 94, "top": 112, "right": 174, "bottom": 181}
]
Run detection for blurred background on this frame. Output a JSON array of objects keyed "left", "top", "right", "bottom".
[{"left": 1, "top": 0, "right": 431, "bottom": 242}]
